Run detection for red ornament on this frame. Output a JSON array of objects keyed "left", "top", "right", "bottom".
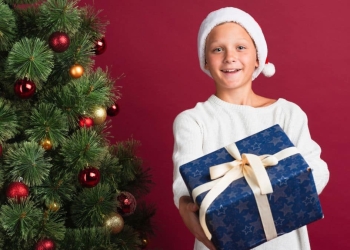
[
  {"left": 6, "top": 181, "right": 29, "bottom": 202},
  {"left": 107, "top": 103, "right": 119, "bottom": 117},
  {"left": 35, "top": 238, "right": 56, "bottom": 250},
  {"left": 94, "top": 37, "right": 107, "bottom": 55},
  {"left": 78, "top": 117, "right": 94, "bottom": 128},
  {"left": 14, "top": 78, "right": 36, "bottom": 99},
  {"left": 48, "top": 31, "right": 70, "bottom": 53},
  {"left": 116, "top": 191, "right": 137, "bottom": 216},
  {"left": 78, "top": 167, "right": 100, "bottom": 188}
]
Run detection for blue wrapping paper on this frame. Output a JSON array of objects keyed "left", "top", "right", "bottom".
[{"left": 180, "top": 124, "right": 323, "bottom": 250}]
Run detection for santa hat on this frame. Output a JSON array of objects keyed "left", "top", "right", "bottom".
[{"left": 198, "top": 7, "right": 275, "bottom": 80}]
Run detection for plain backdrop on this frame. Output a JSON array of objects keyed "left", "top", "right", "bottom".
[{"left": 80, "top": 0, "right": 348, "bottom": 249}]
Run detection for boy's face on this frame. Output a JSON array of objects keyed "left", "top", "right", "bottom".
[{"left": 205, "top": 22, "right": 258, "bottom": 93}]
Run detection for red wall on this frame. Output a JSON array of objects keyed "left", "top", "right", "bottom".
[{"left": 81, "top": 0, "right": 348, "bottom": 249}]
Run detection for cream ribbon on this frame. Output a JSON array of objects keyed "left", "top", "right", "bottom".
[{"left": 192, "top": 143, "right": 300, "bottom": 241}]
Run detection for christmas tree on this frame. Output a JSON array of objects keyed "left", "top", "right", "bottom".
[{"left": 0, "top": 0, "right": 155, "bottom": 249}]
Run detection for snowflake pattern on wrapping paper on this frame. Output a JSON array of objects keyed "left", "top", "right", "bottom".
[{"left": 180, "top": 124, "right": 323, "bottom": 250}]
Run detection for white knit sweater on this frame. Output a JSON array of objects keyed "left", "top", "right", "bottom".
[{"left": 172, "top": 95, "right": 329, "bottom": 250}]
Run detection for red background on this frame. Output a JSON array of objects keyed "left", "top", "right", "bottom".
[{"left": 81, "top": 0, "right": 347, "bottom": 249}]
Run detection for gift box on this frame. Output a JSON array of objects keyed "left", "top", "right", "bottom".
[{"left": 179, "top": 124, "right": 323, "bottom": 250}]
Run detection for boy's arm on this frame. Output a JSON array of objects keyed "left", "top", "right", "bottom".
[
  {"left": 284, "top": 105, "right": 330, "bottom": 194},
  {"left": 172, "top": 112, "right": 203, "bottom": 208}
]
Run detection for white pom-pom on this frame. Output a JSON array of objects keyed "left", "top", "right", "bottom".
[{"left": 262, "top": 62, "right": 275, "bottom": 77}]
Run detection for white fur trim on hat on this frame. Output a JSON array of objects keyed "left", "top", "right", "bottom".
[{"left": 198, "top": 7, "right": 275, "bottom": 80}]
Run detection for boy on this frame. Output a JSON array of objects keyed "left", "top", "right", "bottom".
[{"left": 172, "top": 7, "right": 329, "bottom": 250}]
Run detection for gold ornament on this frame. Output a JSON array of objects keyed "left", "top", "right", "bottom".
[
  {"left": 47, "top": 202, "right": 60, "bottom": 212},
  {"left": 40, "top": 138, "right": 52, "bottom": 150},
  {"left": 104, "top": 212, "right": 124, "bottom": 234},
  {"left": 69, "top": 64, "right": 84, "bottom": 78},
  {"left": 92, "top": 106, "right": 107, "bottom": 125}
]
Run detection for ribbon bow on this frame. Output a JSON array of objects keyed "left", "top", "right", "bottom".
[{"left": 191, "top": 143, "right": 300, "bottom": 241}]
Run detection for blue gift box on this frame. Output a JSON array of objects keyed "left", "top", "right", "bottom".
[{"left": 180, "top": 124, "right": 323, "bottom": 250}]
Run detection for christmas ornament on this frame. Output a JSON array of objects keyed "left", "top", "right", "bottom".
[
  {"left": 116, "top": 191, "right": 137, "bottom": 216},
  {"left": 14, "top": 78, "right": 36, "bottom": 99},
  {"left": 92, "top": 106, "right": 107, "bottom": 125},
  {"left": 94, "top": 37, "right": 107, "bottom": 55},
  {"left": 46, "top": 201, "right": 60, "bottom": 212},
  {"left": 78, "top": 167, "right": 100, "bottom": 188},
  {"left": 104, "top": 212, "right": 124, "bottom": 234},
  {"left": 69, "top": 64, "right": 84, "bottom": 78},
  {"left": 107, "top": 102, "right": 119, "bottom": 117},
  {"left": 139, "top": 235, "right": 149, "bottom": 249},
  {"left": 34, "top": 238, "right": 56, "bottom": 250},
  {"left": 40, "top": 138, "right": 52, "bottom": 150},
  {"left": 6, "top": 181, "right": 29, "bottom": 202},
  {"left": 48, "top": 31, "right": 70, "bottom": 53},
  {"left": 78, "top": 117, "right": 94, "bottom": 128}
]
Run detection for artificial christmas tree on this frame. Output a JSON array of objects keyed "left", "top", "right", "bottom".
[{"left": 0, "top": 0, "right": 155, "bottom": 249}]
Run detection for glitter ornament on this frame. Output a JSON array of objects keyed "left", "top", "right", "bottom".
[
  {"left": 104, "top": 212, "right": 124, "bottom": 234},
  {"left": 78, "top": 117, "right": 94, "bottom": 128},
  {"left": 92, "top": 106, "right": 107, "bottom": 125},
  {"left": 14, "top": 78, "right": 36, "bottom": 99},
  {"left": 48, "top": 31, "right": 70, "bottom": 53},
  {"left": 40, "top": 138, "right": 52, "bottom": 150},
  {"left": 34, "top": 238, "right": 56, "bottom": 250},
  {"left": 94, "top": 37, "right": 107, "bottom": 55},
  {"left": 6, "top": 181, "right": 29, "bottom": 202},
  {"left": 69, "top": 64, "right": 84, "bottom": 78},
  {"left": 78, "top": 167, "right": 100, "bottom": 188},
  {"left": 116, "top": 191, "right": 137, "bottom": 216},
  {"left": 107, "top": 102, "right": 119, "bottom": 117}
]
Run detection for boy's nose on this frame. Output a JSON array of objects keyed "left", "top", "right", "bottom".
[{"left": 224, "top": 50, "right": 237, "bottom": 63}]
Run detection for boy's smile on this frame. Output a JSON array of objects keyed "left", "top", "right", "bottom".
[{"left": 204, "top": 22, "right": 258, "bottom": 93}]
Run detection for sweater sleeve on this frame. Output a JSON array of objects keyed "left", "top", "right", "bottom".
[
  {"left": 172, "top": 111, "right": 204, "bottom": 208},
  {"left": 283, "top": 104, "right": 330, "bottom": 195}
]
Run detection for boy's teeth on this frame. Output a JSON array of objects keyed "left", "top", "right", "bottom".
[{"left": 223, "top": 69, "right": 238, "bottom": 73}]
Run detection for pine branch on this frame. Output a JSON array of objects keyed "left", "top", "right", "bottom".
[
  {"left": 110, "top": 225, "right": 142, "bottom": 250},
  {"left": 0, "top": 0, "right": 17, "bottom": 51},
  {"left": 25, "top": 103, "right": 69, "bottom": 149},
  {"left": 6, "top": 37, "right": 54, "bottom": 84},
  {"left": 111, "top": 139, "right": 154, "bottom": 196},
  {"left": 62, "top": 227, "right": 116, "bottom": 250},
  {"left": 124, "top": 202, "right": 156, "bottom": 237},
  {"left": 70, "top": 184, "right": 116, "bottom": 227},
  {"left": 4, "top": 0, "right": 41, "bottom": 4},
  {"left": 68, "top": 68, "right": 118, "bottom": 113},
  {"left": 13, "top": 6, "right": 40, "bottom": 39},
  {"left": 0, "top": 98, "right": 19, "bottom": 142},
  {"left": 60, "top": 128, "right": 107, "bottom": 170},
  {"left": 42, "top": 85, "right": 82, "bottom": 128},
  {"left": 99, "top": 151, "right": 122, "bottom": 192},
  {"left": 32, "top": 171, "right": 76, "bottom": 205},
  {"left": 80, "top": 5, "right": 109, "bottom": 41},
  {"left": 0, "top": 199, "right": 42, "bottom": 241},
  {"left": 38, "top": 0, "right": 82, "bottom": 36},
  {"left": 37, "top": 210, "right": 66, "bottom": 241},
  {"left": 4, "top": 141, "right": 52, "bottom": 186}
]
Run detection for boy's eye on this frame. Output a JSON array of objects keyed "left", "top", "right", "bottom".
[
  {"left": 213, "top": 47, "right": 223, "bottom": 52},
  {"left": 237, "top": 46, "right": 246, "bottom": 50}
]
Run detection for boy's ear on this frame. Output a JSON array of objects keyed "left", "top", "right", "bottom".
[
  {"left": 255, "top": 58, "right": 259, "bottom": 68},
  {"left": 204, "top": 59, "right": 209, "bottom": 70}
]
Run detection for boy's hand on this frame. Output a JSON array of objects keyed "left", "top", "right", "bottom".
[{"left": 179, "top": 196, "right": 216, "bottom": 250}]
